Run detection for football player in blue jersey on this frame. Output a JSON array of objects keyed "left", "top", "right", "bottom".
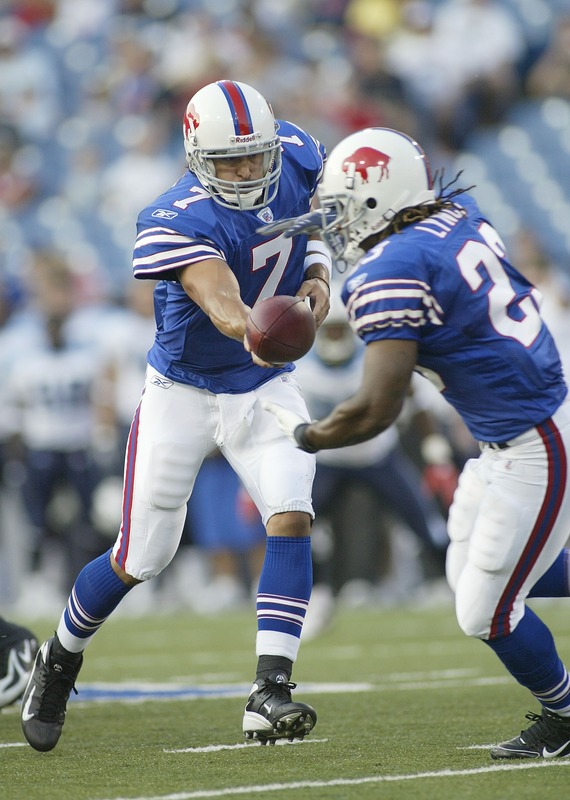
[
  {"left": 21, "top": 80, "right": 331, "bottom": 751},
  {"left": 263, "top": 126, "right": 570, "bottom": 760}
]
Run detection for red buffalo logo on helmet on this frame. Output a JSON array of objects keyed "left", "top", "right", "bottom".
[
  {"left": 342, "top": 147, "right": 391, "bottom": 184},
  {"left": 183, "top": 103, "right": 200, "bottom": 136}
]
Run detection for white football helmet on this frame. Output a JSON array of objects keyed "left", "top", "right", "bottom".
[
  {"left": 183, "top": 80, "right": 281, "bottom": 210},
  {"left": 317, "top": 127, "right": 436, "bottom": 263}
]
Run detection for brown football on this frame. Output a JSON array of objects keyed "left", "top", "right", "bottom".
[{"left": 246, "top": 295, "right": 316, "bottom": 364}]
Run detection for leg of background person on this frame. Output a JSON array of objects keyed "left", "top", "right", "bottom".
[
  {"left": 368, "top": 448, "right": 449, "bottom": 554},
  {"left": 20, "top": 449, "right": 58, "bottom": 573},
  {"left": 310, "top": 465, "right": 342, "bottom": 589},
  {"left": 64, "top": 450, "right": 109, "bottom": 593}
]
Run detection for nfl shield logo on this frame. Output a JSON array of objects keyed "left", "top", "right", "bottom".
[{"left": 257, "top": 207, "right": 274, "bottom": 224}]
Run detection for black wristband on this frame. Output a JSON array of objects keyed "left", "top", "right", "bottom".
[{"left": 294, "top": 423, "right": 319, "bottom": 454}]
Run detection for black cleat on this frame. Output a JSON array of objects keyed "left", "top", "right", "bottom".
[
  {"left": 0, "top": 621, "right": 38, "bottom": 709},
  {"left": 491, "top": 708, "right": 570, "bottom": 759},
  {"left": 242, "top": 676, "right": 317, "bottom": 744},
  {"left": 21, "top": 638, "right": 82, "bottom": 752}
]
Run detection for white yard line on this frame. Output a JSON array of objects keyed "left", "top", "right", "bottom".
[
  {"left": 91, "top": 760, "right": 570, "bottom": 800},
  {"left": 164, "top": 738, "right": 329, "bottom": 753},
  {"left": 458, "top": 744, "right": 500, "bottom": 750}
]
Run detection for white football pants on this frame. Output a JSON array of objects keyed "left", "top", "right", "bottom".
[
  {"left": 446, "top": 399, "right": 570, "bottom": 640},
  {"left": 112, "top": 369, "right": 315, "bottom": 580}
]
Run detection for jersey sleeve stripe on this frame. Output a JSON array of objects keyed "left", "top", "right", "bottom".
[
  {"left": 355, "top": 308, "right": 426, "bottom": 331},
  {"left": 133, "top": 257, "right": 225, "bottom": 278},
  {"left": 133, "top": 244, "right": 224, "bottom": 267},
  {"left": 352, "top": 287, "right": 430, "bottom": 306},
  {"left": 135, "top": 228, "right": 223, "bottom": 254},
  {"left": 347, "top": 276, "right": 444, "bottom": 332},
  {"left": 348, "top": 277, "right": 434, "bottom": 297},
  {"left": 135, "top": 225, "right": 183, "bottom": 239},
  {"left": 133, "top": 228, "right": 226, "bottom": 276},
  {"left": 136, "top": 232, "right": 202, "bottom": 247}
]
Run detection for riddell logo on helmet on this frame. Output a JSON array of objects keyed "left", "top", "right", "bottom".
[
  {"left": 232, "top": 132, "right": 260, "bottom": 144},
  {"left": 342, "top": 147, "right": 391, "bottom": 184},
  {"left": 184, "top": 104, "right": 200, "bottom": 135}
]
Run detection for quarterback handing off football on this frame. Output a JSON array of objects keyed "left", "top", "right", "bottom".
[{"left": 246, "top": 295, "right": 316, "bottom": 364}]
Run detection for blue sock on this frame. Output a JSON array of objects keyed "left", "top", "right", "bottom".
[
  {"left": 256, "top": 536, "right": 312, "bottom": 640},
  {"left": 528, "top": 550, "right": 569, "bottom": 598},
  {"left": 60, "top": 549, "right": 133, "bottom": 648},
  {"left": 486, "top": 606, "right": 570, "bottom": 713}
]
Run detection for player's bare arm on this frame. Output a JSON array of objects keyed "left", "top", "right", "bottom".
[
  {"left": 176, "top": 259, "right": 277, "bottom": 368},
  {"left": 304, "top": 339, "right": 417, "bottom": 449},
  {"left": 177, "top": 258, "right": 250, "bottom": 342},
  {"left": 264, "top": 339, "right": 417, "bottom": 451}
]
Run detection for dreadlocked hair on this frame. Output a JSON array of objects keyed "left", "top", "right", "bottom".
[{"left": 376, "top": 169, "right": 475, "bottom": 242}]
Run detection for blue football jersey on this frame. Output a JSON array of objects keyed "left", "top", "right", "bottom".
[
  {"left": 132, "top": 121, "right": 326, "bottom": 394},
  {"left": 341, "top": 194, "right": 567, "bottom": 441}
]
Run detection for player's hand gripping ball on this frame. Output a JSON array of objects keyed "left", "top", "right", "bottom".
[{"left": 246, "top": 295, "right": 316, "bottom": 364}]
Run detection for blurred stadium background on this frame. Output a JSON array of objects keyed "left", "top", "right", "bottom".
[
  {"left": 2, "top": 0, "right": 570, "bottom": 616},
  {"left": 2, "top": 0, "right": 570, "bottom": 296}
]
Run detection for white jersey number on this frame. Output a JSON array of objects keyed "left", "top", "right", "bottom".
[
  {"left": 456, "top": 222, "right": 541, "bottom": 347},
  {"left": 252, "top": 234, "right": 294, "bottom": 301},
  {"left": 172, "top": 187, "right": 211, "bottom": 209}
]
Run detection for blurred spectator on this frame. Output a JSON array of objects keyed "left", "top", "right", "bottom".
[
  {"left": 99, "top": 112, "right": 182, "bottom": 233},
  {"left": 309, "top": 0, "right": 351, "bottom": 28},
  {"left": 0, "top": 266, "right": 34, "bottom": 606},
  {"left": 87, "top": 279, "right": 155, "bottom": 543},
  {"left": 100, "top": 24, "right": 166, "bottom": 116},
  {"left": 9, "top": 0, "right": 57, "bottom": 29},
  {"left": 385, "top": 0, "right": 526, "bottom": 151},
  {"left": 344, "top": 0, "right": 402, "bottom": 40},
  {"left": 341, "top": 31, "right": 419, "bottom": 138},
  {"left": 59, "top": 141, "right": 105, "bottom": 214},
  {"left": 383, "top": 0, "right": 452, "bottom": 149},
  {"left": 432, "top": 0, "right": 526, "bottom": 130},
  {"left": 0, "top": 16, "right": 62, "bottom": 142},
  {"left": 93, "top": 278, "right": 155, "bottom": 473},
  {"left": 3, "top": 249, "right": 109, "bottom": 598},
  {"left": 0, "top": 122, "right": 42, "bottom": 212},
  {"left": 151, "top": 10, "right": 226, "bottom": 101},
  {"left": 49, "top": 0, "right": 115, "bottom": 38},
  {"left": 526, "top": 15, "right": 570, "bottom": 100}
]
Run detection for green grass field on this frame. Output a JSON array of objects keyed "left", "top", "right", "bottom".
[{"left": 2, "top": 598, "right": 570, "bottom": 800}]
